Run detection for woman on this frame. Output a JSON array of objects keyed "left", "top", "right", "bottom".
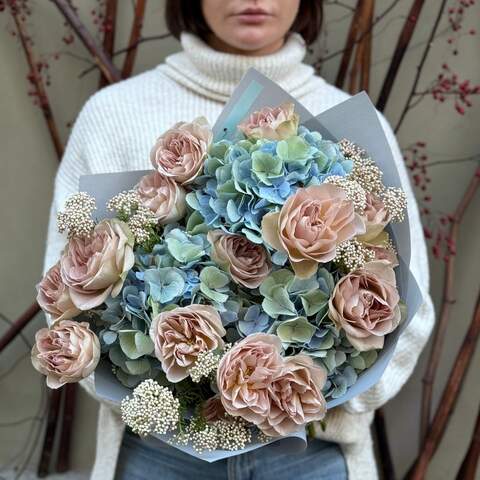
[{"left": 43, "top": 1, "right": 435, "bottom": 479}]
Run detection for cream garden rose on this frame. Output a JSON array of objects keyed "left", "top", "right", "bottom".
[
  {"left": 149, "top": 304, "right": 225, "bottom": 382},
  {"left": 217, "top": 334, "right": 327, "bottom": 437},
  {"left": 31, "top": 320, "right": 100, "bottom": 389},
  {"left": 207, "top": 230, "right": 271, "bottom": 288},
  {"left": 238, "top": 103, "right": 299, "bottom": 141},
  {"left": 150, "top": 117, "right": 212, "bottom": 184},
  {"left": 262, "top": 184, "right": 365, "bottom": 279},
  {"left": 60, "top": 219, "right": 134, "bottom": 310},
  {"left": 329, "top": 260, "right": 402, "bottom": 351},
  {"left": 258, "top": 354, "right": 327, "bottom": 436},
  {"left": 136, "top": 171, "right": 187, "bottom": 224},
  {"left": 37, "top": 262, "right": 80, "bottom": 322},
  {"left": 217, "top": 333, "right": 284, "bottom": 426},
  {"left": 357, "top": 192, "right": 391, "bottom": 242}
]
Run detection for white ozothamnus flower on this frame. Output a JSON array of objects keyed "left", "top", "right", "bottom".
[
  {"left": 171, "top": 416, "right": 252, "bottom": 453},
  {"left": 121, "top": 379, "right": 180, "bottom": 436},
  {"left": 188, "top": 350, "right": 222, "bottom": 383},
  {"left": 57, "top": 192, "right": 96, "bottom": 238}
]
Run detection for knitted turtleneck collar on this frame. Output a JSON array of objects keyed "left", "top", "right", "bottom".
[{"left": 159, "top": 32, "right": 320, "bottom": 102}]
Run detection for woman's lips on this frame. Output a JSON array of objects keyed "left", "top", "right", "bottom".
[{"left": 233, "top": 9, "right": 271, "bottom": 24}]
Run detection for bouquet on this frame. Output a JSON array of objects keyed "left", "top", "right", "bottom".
[{"left": 32, "top": 69, "right": 421, "bottom": 460}]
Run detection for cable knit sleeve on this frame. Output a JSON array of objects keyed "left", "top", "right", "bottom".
[
  {"left": 344, "top": 112, "right": 435, "bottom": 414},
  {"left": 43, "top": 100, "right": 94, "bottom": 277}
]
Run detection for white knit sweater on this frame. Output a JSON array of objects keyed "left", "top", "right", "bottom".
[{"left": 43, "top": 32, "right": 435, "bottom": 480}]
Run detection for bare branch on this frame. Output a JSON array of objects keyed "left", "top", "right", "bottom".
[
  {"left": 51, "top": 0, "right": 121, "bottom": 84},
  {"left": 122, "top": 0, "right": 148, "bottom": 78},
  {"left": 78, "top": 33, "right": 170, "bottom": 79},
  {"left": 99, "top": 0, "right": 118, "bottom": 87},
  {"left": 8, "top": 1, "right": 64, "bottom": 159},
  {"left": 419, "top": 168, "right": 480, "bottom": 444},
  {"left": 376, "top": 0, "right": 428, "bottom": 113},
  {"left": 392, "top": 0, "right": 449, "bottom": 129},
  {"left": 410, "top": 290, "right": 480, "bottom": 479}
]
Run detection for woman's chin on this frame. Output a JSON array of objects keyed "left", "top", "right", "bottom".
[{"left": 224, "top": 27, "right": 283, "bottom": 54}]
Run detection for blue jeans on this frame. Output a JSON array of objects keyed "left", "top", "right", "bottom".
[{"left": 115, "top": 430, "right": 348, "bottom": 480}]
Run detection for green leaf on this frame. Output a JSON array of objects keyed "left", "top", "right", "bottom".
[
  {"left": 350, "top": 355, "right": 366, "bottom": 370},
  {"left": 260, "top": 269, "right": 294, "bottom": 298},
  {"left": 242, "top": 228, "right": 263, "bottom": 244},
  {"left": 124, "top": 358, "right": 151, "bottom": 375},
  {"left": 166, "top": 237, "right": 204, "bottom": 263},
  {"left": 362, "top": 350, "right": 378, "bottom": 368},
  {"left": 251, "top": 151, "right": 283, "bottom": 185},
  {"left": 323, "top": 350, "right": 337, "bottom": 372},
  {"left": 200, "top": 266, "right": 229, "bottom": 289},
  {"left": 200, "top": 283, "right": 229, "bottom": 303},
  {"left": 276, "top": 317, "right": 316, "bottom": 344},
  {"left": 312, "top": 333, "right": 335, "bottom": 350},
  {"left": 276, "top": 136, "right": 311, "bottom": 164},
  {"left": 119, "top": 331, "right": 154, "bottom": 360},
  {"left": 116, "top": 369, "right": 143, "bottom": 388},
  {"left": 335, "top": 351, "right": 347, "bottom": 367},
  {"left": 109, "top": 345, "right": 127, "bottom": 369},
  {"left": 186, "top": 211, "right": 209, "bottom": 235},
  {"left": 262, "top": 287, "right": 297, "bottom": 318},
  {"left": 288, "top": 276, "right": 319, "bottom": 296},
  {"left": 185, "top": 192, "right": 201, "bottom": 211},
  {"left": 300, "top": 289, "right": 329, "bottom": 317}
]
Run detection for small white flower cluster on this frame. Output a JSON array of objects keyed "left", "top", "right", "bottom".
[
  {"left": 107, "top": 190, "right": 157, "bottom": 243},
  {"left": 173, "top": 417, "right": 252, "bottom": 453},
  {"left": 188, "top": 350, "right": 222, "bottom": 383},
  {"left": 334, "top": 239, "right": 376, "bottom": 272},
  {"left": 128, "top": 207, "right": 158, "bottom": 244},
  {"left": 350, "top": 162, "right": 384, "bottom": 195},
  {"left": 339, "top": 138, "right": 407, "bottom": 221},
  {"left": 255, "top": 428, "right": 272, "bottom": 444},
  {"left": 382, "top": 187, "right": 407, "bottom": 222},
  {"left": 120, "top": 379, "right": 180, "bottom": 436},
  {"left": 339, "top": 138, "right": 384, "bottom": 194},
  {"left": 107, "top": 190, "right": 140, "bottom": 217},
  {"left": 338, "top": 138, "right": 368, "bottom": 162},
  {"left": 324, "top": 175, "right": 367, "bottom": 213},
  {"left": 57, "top": 192, "right": 96, "bottom": 238}
]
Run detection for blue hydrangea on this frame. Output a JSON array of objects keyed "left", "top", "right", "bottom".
[
  {"left": 188, "top": 125, "right": 354, "bottom": 241},
  {"left": 237, "top": 304, "right": 272, "bottom": 336}
]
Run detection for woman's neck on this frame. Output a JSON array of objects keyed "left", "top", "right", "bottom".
[
  {"left": 206, "top": 34, "right": 286, "bottom": 56},
  {"left": 159, "top": 32, "right": 318, "bottom": 102}
]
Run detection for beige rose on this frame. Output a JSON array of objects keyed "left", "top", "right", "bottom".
[
  {"left": 150, "top": 117, "right": 212, "bottom": 184},
  {"left": 357, "top": 192, "right": 391, "bottom": 242},
  {"left": 202, "top": 395, "right": 226, "bottom": 422},
  {"left": 60, "top": 219, "right": 134, "bottom": 310},
  {"left": 207, "top": 230, "right": 271, "bottom": 289},
  {"left": 37, "top": 262, "right": 81, "bottom": 322},
  {"left": 262, "top": 184, "right": 365, "bottom": 279},
  {"left": 259, "top": 354, "right": 327, "bottom": 436},
  {"left": 329, "top": 260, "right": 401, "bottom": 351},
  {"left": 217, "top": 333, "right": 284, "bottom": 425},
  {"left": 31, "top": 320, "right": 100, "bottom": 389},
  {"left": 238, "top": 103, "right": 299, "bottom": 141},
  {"left": 136, "top": 171, "right": 187, "bottom": 224},
  {"left": 150, "top": 304, "right": 225, "bottom": 383},
  {"left": 364, "top": 231, "right": 399, "bottom": 267}
]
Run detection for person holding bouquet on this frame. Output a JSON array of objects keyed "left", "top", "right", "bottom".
[{"left": 41, "top": 1, "right": 435, "bottom": 479}]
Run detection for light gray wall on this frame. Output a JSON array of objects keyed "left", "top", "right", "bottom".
[{"left": 0, "top": 1, "right": 478, "bottom": 478}]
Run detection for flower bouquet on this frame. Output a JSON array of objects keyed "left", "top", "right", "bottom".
[{"left": 32, "top": 69, "right": 422, "bottom": 460}]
